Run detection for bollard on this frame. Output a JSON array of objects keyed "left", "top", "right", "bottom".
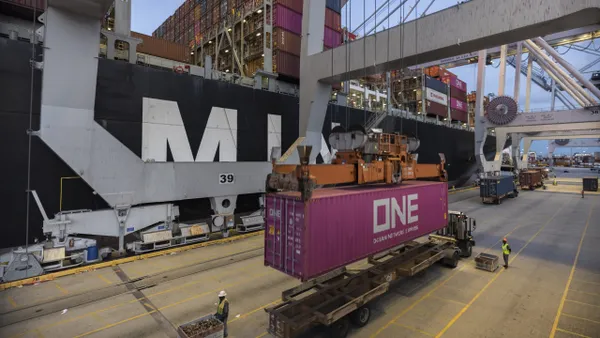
[{"left": 582, "top": 190, "right": 584, "bottom": 198}]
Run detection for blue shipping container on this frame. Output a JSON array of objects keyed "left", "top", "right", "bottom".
[
  {"left": 425, "top": 76, "right": 448, "bottom": 94},
  {"left": 480, "top": 175, "right": 516, "bottom": 204},
  {"left": 326, "top": 0, "right": 342, "bottom": 13}
]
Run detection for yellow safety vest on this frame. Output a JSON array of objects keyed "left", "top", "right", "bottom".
[
  {"left": 502, "top": 243, "right": 510, "bottom": 255},
  {"left": 217, "top": 299, "right": 228, "bottom": 315}
]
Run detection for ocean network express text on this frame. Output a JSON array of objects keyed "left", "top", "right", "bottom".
[{"left": 372, "top": 194, "right": 419, "bottom": 244}]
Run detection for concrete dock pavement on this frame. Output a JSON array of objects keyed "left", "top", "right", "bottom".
[{"left": 0, "top": 189, "right": 597, "bottom": 338}]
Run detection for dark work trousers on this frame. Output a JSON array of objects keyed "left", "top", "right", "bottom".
[
  {"left": 503, "top": 254, "right": 509, "bottom": 267},
  {"left": 223, "top": 318, "right": 228, "bottom": 337}
]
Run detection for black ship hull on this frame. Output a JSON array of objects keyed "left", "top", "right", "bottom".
[{"left": 0, "top": 38, "right": 497, "bottom": 248}]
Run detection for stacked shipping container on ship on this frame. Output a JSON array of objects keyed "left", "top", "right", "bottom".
[
  {"left": 425, "top": 65, "right": 468, "bottom": 123},
  {"left": 154, "top": 0, "right": 343, "bottom": 81},
  {"left": 394, "top": 70, "right": 449, "bottom": 119},
  {"left": 152, "top": 0, "right": 196, "bottom": 46},
  {"left": 466, "top": 91, "right": 490, "bottom": 127},
  {"left": 441, "top": 73, "right": 468, "bottom": 124}
]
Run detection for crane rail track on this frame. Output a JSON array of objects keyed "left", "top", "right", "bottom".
[{"left": 0, "top": 247, "right": 263, "bottom": 327}]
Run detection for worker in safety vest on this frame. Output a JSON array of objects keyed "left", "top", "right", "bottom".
[
  {"left": 502, "top": 238, "right": 512, "bottom": 268},
  {"left": 215, "top": 290, "right": 230, "bottom": 337}
]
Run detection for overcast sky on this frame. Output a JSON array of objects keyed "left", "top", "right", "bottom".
[{"left": 131, "top": 0, "right": 600, "bottom": 156}]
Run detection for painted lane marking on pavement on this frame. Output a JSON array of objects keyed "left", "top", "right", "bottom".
[
  {"left": 369, "top": 218, "right": 528, "bottom": 338},
  {"left": 434, "top": 200, "right": 569, "bottom": 338},
  {"left": 550, "top": 204, "right": 594, "bottom": 338},
  {"left": 72, "top": 270, "right": 272, "bottom": 338},
  {"left": 8, "top": 257, "right": 260, "bottom": 338}
]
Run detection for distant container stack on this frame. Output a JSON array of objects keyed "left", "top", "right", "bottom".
[
  {"left": 391, "top": 65, "right": 469, "bottom": 122},
  {"left": 467, "top": 91, "right": 490, "bottom": 127},
  {"left": 393, "top": 71, "right": 448, "bottom": 120},
  {"left": 264, "top": 181, "right": 449, "bottom": 281},
  {"left": 152, "top": 0, "right": 343, "bottom": 81}
]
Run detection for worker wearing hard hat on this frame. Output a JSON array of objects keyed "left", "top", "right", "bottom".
[
  {"left": 215, "top": 290, "right": 230, "bottom": 337},
  {"left": 502, "top": 238, "right": 512, "bottom": 268}
]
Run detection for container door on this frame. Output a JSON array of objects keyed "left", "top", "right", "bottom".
[
  {"left": 282, "top": 198, "right": 304, "bottom": 279},
  {"left": 264, "top": 196, "right": 304, "bottom": 279}
]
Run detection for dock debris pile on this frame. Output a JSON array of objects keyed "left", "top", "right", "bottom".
[{"left": 182, "top": 317, "right": 221, "bottom": 336}]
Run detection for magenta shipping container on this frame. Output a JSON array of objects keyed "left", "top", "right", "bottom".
[
  {"left": 324, "top": 26, "right": 342, "bottom": 48},
  {"left": 264, "top": 181, "right": 449, "bottom": 281},
  {"left": 273, "top": 4, "right": 303, "bottom": 35},
  {"left": 450, "top": 98, "right": 467, "bottom": 112}
]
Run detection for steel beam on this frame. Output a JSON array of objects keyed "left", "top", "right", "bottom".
[
  {"left": 224, "top": 29, "right": 245, "bottom": 76},
  {"left": 307, "top": 0, "right": 600, "bottom": 83},
  {"left": 529, "top": 48, "right": 588, "bottom": 107},
  {"left": 495, "top": 122, "right": 600, "bottom": 134},
  {"left": 525, "top": 56, "right": 533, "bottom": 112},
  {"left": 497, "top": 109, "right": 600, "bottom": 127},
  {"left": 534, "top": 37, "right": 600, "bottom": 101},
  {"left": 525, "top": 39, "right": 596, "bottom": 105},
  {"left": 290, "top": 0, "right": 331, "bottom": 164},
  {"left": 525, "top": 132, "right": 600, "bottom": 140},
  {"left": 551, "top": 79, "right": 556, "bottom": 111},
  {"left": 498, "top": 45, "right": 507, "bottom": 96},
  {"left": 48, "top": 0, "right": 113, "bottom": 18},
  {"left": 408, "top": 25, "right": 600, "bottom": 71},
  {"left": 513, "top": 42, "right": 522, "bottom": 104},
  {"left": 474, "top": 50, "right": 494, "bottom": 173}
]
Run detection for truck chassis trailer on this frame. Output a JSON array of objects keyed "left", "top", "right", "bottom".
[{"left": 265, "top": 212, "right": 475, "bottom": 338}]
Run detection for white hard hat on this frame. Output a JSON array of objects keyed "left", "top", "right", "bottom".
[{"left": 218, "top": 290, "right": 227, "bottom": 297}]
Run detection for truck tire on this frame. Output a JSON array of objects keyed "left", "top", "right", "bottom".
[
  {"left": 460, "top": 241, "right": 473, "bottom": 258},
  {"left": 350, "top": 305, "right": 371, "bottom": 327},
  {"left": 329, "top": 317, "right": 350, "bottom": 338}
]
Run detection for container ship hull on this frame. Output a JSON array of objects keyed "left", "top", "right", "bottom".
[{"left": 0, "top": 38, "right": 496, "bottom": 249}]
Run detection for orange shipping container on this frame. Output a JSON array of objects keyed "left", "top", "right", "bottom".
[
  {"left": 194, "top": 4, "right": 201, "bottom": 19},
  {"left": 425, "top": 65, "right": 440, "bottom": 77},
  {"left": 439, "top": 68, "right": 455, "bottom": 79},
  {"left": 273, "top": 28, "right": 301, "bottom": 56},
  {"left": 132, "top": 32, "right": 191, "bottom": 63},
  {"left": 212, "top": 6, "right": 219, "bottom": 25},
  {"left": 246, "top": 57, "right": 264, "bottom": 76}
]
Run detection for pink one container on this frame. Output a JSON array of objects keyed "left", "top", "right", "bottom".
[
  {"left": 450, "top": 97, "right": 467, "bottom": 112},
  {"left": 264, "top": 181, "right": 449, "bottom": 281}
]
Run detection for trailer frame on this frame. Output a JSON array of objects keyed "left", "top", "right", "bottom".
[{"left": 265, "top": 235, "right": 465, "bottom": 338}]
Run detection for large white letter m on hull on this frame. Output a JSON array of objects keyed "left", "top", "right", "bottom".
[{"left": 142, "top": 98, "right": 237, "bottom": 162}]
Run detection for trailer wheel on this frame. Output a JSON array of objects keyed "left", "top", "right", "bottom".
[
  {"left": 350, "top": 305, "right": 371, "bottom": 327},
  {"left": 445, "top": 251, "right": 459, "bottom": 268},
  {"left": 329, "top": 317, "right": 350, "bottom": 338}
]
